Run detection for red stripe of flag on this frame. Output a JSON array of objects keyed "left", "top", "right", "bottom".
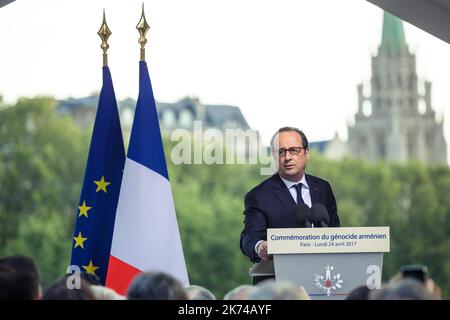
[{"left": 105, "top": 255, "right": 142, "bottom": 296}]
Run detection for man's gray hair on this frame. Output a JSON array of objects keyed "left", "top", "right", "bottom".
[
  {"left": 270, "top": 127, "right": 309, "bottom": 151},
  {"left": 223, "top": 285, "right": 255, "bottom": 300},
  {"left": 371, "top": 278, "right": 436, "bottom": 300},
  {"left": 185, "top": 285, "right": 216, "bottom": 300},
  {"left": 247, "top": 280, "right": 310, "bottom": 300}
]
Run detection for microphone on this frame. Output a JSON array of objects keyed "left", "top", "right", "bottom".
[
  {"left": 311, "top": 204, "right": 330, "bottom": 228},
  {"left": 294, "top": 203, "right": 312, "bottom": 228}
]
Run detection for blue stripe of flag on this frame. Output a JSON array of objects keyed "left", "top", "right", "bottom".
[{"left": 127, "top": 61, "right": 169, "bottom": 180}]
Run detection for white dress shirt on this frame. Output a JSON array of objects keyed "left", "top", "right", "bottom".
[
  {"left": 279, "top": 174, "right": 312, "bottom": 208},
  {"left": 255, "top": 173, "right": 312, "bottom": 254}
]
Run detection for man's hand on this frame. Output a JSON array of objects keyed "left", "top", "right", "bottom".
[{"left": 257, "top": 241, "right": 273, "bottom": 261}]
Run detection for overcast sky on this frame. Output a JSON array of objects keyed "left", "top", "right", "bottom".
[{"left": 1, "top": 0, "right": 450, "bottom": 155}]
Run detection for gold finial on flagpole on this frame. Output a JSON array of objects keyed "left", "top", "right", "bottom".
[
  {"left": 97, "top": 9, "right": 112, "bottom": 67},
  {"left": 136, "top": 3, "right": 150, "bottom": 61}
]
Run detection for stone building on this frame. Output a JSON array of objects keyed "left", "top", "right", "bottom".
[{"left": 312, "top": 12, "right": 447, "bottom": 165}]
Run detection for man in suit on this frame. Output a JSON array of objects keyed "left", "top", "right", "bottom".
[{"left": 240, "top": 127, "right": 340, "bottom": 279}]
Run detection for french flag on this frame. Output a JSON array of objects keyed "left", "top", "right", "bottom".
[{"left": 105, "top": 61, "right": 189, "bottom": 295}]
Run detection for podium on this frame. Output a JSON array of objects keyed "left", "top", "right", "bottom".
[{"left": 250, "top": 227, "right": 390, "bottom": 300}]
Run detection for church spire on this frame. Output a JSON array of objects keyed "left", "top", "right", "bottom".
[{"left": 380, "top": 11, "right": 408, "bottom": 53}]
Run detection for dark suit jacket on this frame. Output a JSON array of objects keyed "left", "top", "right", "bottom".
[{"left": 240, "top": 173, "right": 340, "bottom": 263}]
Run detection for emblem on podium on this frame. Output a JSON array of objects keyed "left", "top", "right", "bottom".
[{"left": 313, "top": 265, "right": 344, "bottom": 296}]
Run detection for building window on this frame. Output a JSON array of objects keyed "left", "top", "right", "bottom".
[
  {"left": 179, "top": 109, "right": 194, "bottom": 128},
  {"left": 358, "top": 135, "right": 367, "bottom": 157},
  {"left": 425, "top": 131, "right": 434, "bottom": 161},
  {"left": 363, "top": 100, "right": 372, "bottom": 117},
  {"left": 121, "top": 108, "right": 134, "bottom": 127},
  {"left": 409, "top": 74, "right": 415, "bottom": 91},
  {"left": 407, "top": 132, "right": 417, "bottom": 159},
  {"left": 372, "top": 75, "right": 380, "bottom": 91},
  {"left": 377, "top": 132, "right": 386, "bottom": 158},
  {"left": 162, "top": 110, "right": 176, "bottom": 128},
  {"left": 418, "top": 99, "right": 426, "bottom": 115},
  {"left": 223, "top": 118, "right": 239, "bottom": 129}
]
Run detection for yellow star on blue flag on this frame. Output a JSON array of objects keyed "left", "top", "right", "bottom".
[
  {"left": 94, "top": 176, "right": 111, "bottom": 193},
  {"left": 70, "top": 63, "right": 125, "bottom": 285}
]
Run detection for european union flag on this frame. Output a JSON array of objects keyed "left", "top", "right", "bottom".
[{"left": 70, "top": 66, "right": 125, "bottom": 284}]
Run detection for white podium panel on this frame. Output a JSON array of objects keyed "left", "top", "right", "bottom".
[{"left": 251, "top": 227, "right": 390, "bottom": 300}]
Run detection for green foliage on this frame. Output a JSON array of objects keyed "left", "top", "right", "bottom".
[
  {"left": 0, "top": 97, "right": 88, "bottom": 287},
  {"left": 2, "top": 209, "right": 72, "bottom": 286},
  {"left": 307, "top": 153, "right": 450, "bottom": 297},
  {"left": 1, "top": 99, "right": 450, "bottom": 298},
  {"left": 170, "top": 162, "right": 261, "bottom": 298},
  {"left": 170, "top": 149, "right": 450, "bottom": 298}
]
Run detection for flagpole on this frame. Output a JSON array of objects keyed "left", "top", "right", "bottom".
[
  {"left": 71, "top": 8, "right": 126, "bottom": 285},
  {"left": 136, "top": 3, "right": 150, "bottom": 62},
  {"left": 98, "top": 9, "right": 112, "bottom": 67},
  {"left": 105, "top": 3, "right": 190, "bottom": 293}
]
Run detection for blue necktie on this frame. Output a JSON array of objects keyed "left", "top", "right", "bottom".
[{"left": 294, "top": 183, "right": 304, "bottom": 205}]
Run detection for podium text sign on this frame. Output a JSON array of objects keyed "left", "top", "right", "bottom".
[{"left": 265, "top": 226, "right": 390, "bottom": 300}]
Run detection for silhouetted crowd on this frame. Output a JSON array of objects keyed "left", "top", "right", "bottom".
[{"left": 0, "top": 255, "right": 442, "bottom": 300}]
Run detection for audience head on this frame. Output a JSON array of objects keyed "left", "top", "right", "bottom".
[
  {"left": 2, "top": 253, "right": 442, "bottom": 302},
  {"left": 42, "top": 275, "right": 96, "bottom": 300},
  {"left": 0, "top": 255, "right": 41, "bottom": 300},
  {"left": 345, "top": 285, "right": 372, "bottom": 300},
  {"left": 386, "top": 265, "right": 441, "bottom": 299},
  {"left": 80, "top": 272, "right": 101, "bottom": 286},
  {"left": 127, "top": 271, "right": 187, "bottom": 300},
  {"left": 248, "top": 280, "right": 310, "bottom": 300},
  {"left": 224, "top": 285, "right": 255, "bottom": 300},
  {"left": 372, "top": 278, "right": 435, "bottom": 300},
  {"left": 90, "top": 285, "right": 126, "bottom": 300},
  {"left": 185, "top": 285, "right": 216, "bottom": 300}
]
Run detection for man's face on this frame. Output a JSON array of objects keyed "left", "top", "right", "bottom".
[{"left": 273, "top": 131, "right": 309, "bottom": 181}]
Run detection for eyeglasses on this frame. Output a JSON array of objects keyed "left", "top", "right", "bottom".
[{"left": 276, "top": 147, "right": 305, "bottom": 157}]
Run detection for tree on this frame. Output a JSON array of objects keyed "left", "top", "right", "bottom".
[
  {"left": 2, "top": 105, "right": 450, "bottom": 298},
  {"left": 0, "top": 97, "right": 88, "bottom": 287}
]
